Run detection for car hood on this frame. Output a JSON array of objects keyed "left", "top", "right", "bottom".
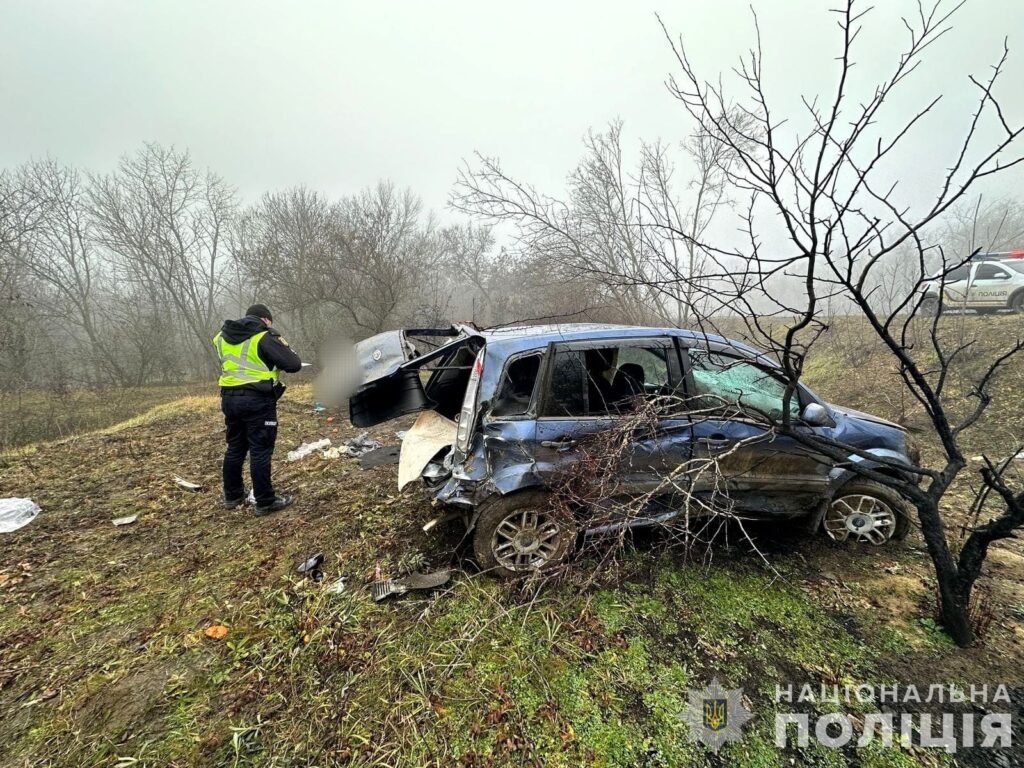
[{"left": 828, "top": 403, "right": 904, "bottom": 431}]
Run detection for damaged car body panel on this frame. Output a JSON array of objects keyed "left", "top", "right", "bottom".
[
  {"left": 349, "top": 325, "right": 482, "bottom": 428},
  {"left": 340, "top": 323, "right": 917, "bottom": 574}
]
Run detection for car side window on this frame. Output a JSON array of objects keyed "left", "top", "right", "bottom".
[
  {"left": 946, "top": 265, "right": 970, "bottom": 282},
  {"left": 491, "top": 353, "right": 542, "bottom": 417},
  {"left": 542, "top": 341, "right": 677, "bottom": 417},
  {"left": 543, "top": 348, "right": 587, "bottom": 417},
  {"left": 974, "top": 264, "right": 1010, "bottom": 280},
  {"left": 687, "top": 349, "right": 800, "bottom": 421}
]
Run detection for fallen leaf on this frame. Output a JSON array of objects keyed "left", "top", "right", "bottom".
[{"left": 204, "top": 624, "right": 229, "bottom": 639}]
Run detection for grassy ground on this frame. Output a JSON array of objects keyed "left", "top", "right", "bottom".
[
  {"left": 1, "top": 316, "right": 1022, "bottom": 766},
  {"left": 0, "top": 383, "right": 209, "bottom": 451}
]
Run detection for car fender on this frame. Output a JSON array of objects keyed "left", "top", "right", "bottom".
[{"left": 805, "top": 448, "right": 914, "bottom": 532}]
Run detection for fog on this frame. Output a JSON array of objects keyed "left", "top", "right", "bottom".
[{"left": 3, "top": 0, "right": 1021, "bottom": 211}]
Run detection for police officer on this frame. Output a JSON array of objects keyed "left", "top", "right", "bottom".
[{"left": 213, "top": 303, "right": 302, "bottom": 516}]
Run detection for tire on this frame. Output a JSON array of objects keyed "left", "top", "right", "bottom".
[
  {"left": 473, "top": 490, "right": 576, "bottom": 577},
  {"left": 1010, "top": 292, "right": 1024, "bottom": 314},
  {"left": 822, "top": 480, "right": 911, "bottom": 545},
  {"left": 919, "top": 296, "right": 940, "bottom": 316}
]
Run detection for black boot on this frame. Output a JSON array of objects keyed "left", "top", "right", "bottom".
[{"left": 255, "top": 494, "right": 294, "bottom": 517}]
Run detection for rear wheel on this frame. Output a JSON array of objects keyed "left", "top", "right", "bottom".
[
  {"left": 919, "top": 296, "right": 940, "bottom": 316},
  {"left": 1010, "top": 292, "right": 1024, "bottom": 314},
  {"left": 473, "top": 491, "right": 576, "bottom": 577},
  {"left": 823, "top": 480, "right": 911, "bottom": 545}
]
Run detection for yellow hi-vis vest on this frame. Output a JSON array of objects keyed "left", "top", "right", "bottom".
[{"left": 213, "top": 331, "right": 279, "bottom": 387}]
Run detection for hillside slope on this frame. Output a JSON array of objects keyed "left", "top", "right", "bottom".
[{"left": 2, "top": 317, "right": 1023, "bottom": 767}]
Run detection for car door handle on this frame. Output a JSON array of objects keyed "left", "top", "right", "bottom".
[
  {"left": 698, "top": 433, "right": 730, "bottom": 448},
  {"left": 541, "top": 439, "right": 578, "bottom": 450}
]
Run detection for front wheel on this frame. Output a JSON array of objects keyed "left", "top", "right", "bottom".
[
  {"left": 1010, "top": 292, "right": 1024, "bottom": 314},
  {"left": 822, "top": 480, "right": 911, "bottom": 545},
  {"left": 473, "top": 491, "right": 576, "bottom": 577}
]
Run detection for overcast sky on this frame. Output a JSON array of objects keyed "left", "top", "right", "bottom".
[{"left": 2, "top": 0, "right": 1022, "bottom": 216}]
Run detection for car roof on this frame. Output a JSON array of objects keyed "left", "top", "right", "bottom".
[{"left": 477, "top": 322, "right": 764, "bottom": 357}]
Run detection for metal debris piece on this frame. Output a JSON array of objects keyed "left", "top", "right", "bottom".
[
  {"left": 371, "top": 569, "right": 452, "bottom": 602},
  {"left": 112, "top": 515, "right": 138, "bottom": 527},
  {"left": 326, "top": 576, "right": 346, "bottom": 594},
  {"left": 341, "top": 432, "right": 383, "bottom": 458},
  {"left": 395, "top": 430, "right": 409, "bottom": 440},
  {"left": 173, "top": 476, "right": 203, "bottom": 491},
  {"left": 359, "top": 444, "right": 401, "bottom": 469},
  {"left": 297, "top": 553, "right": 325, "bottom": 582}
]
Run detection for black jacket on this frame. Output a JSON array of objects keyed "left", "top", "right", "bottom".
[{"left": 217, "top": 315, "right": 303, "bottom": 396}]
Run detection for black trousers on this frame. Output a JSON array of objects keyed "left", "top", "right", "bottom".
[{"left": 221, "top": 393, "right": 278, "bottom": 505}]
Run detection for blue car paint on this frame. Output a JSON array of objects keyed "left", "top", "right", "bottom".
[{"left": 427, "top": 324, "right": 913, "bottom": 531}]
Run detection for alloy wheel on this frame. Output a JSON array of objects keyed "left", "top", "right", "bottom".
[
  {"left": 823, "top": 494, "right": 897, "bottom": 545},
  {"left": 490, "top": 507, "right": 565, "bottom": 572}
]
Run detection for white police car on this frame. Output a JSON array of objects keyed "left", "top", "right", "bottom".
[{"left": 921, "top": 251, "right": 1024, "bottom": 314}]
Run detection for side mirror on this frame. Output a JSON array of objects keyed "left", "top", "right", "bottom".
[{"left": 801, "top": 402, "right": 832, "bottom": 427}]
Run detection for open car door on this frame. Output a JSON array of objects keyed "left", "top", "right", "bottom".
[{"left": 347, "top": 325, "right": 483, "bottom": 428}]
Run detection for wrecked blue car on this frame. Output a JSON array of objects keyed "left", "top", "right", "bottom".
[{"left": 347, "top": 324, "right": 917, "bottom": 577}]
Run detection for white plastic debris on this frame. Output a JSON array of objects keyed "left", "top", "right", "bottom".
[
  {"left": 112, "top": 515, "right": 138, "bottom": 527},
  {"left": 173, "top": 476, "right": 203, "bottom": 491},
  {"left": 287, "top": 438, "right": 331, "bottom": 462},
  {"left": 0, "top": 498, "right": 41, "bottom": 534}
]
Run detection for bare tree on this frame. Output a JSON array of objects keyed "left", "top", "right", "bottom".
[
  {"left": 454, "top": 122, "right": 687, "bottom": 325},
  {"left": 646, "top": 0, "right": 1024, "bottom": 646},
  {"left": 89, "top": 144, "right": 236, "bottom": 377}
]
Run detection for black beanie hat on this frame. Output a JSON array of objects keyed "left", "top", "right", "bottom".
[{"left": 246, "top": 303, "right": 273, "bottom": 321}]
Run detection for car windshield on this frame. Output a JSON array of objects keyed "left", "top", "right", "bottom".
[{"left": 1005, "top": 261, "right": 1024, "bottom": 274}]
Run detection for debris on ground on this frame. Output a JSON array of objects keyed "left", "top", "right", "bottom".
[
  {"left": 325, "top": 576, "right": 346, "bottom": 595},
  {"left": 395, "top": 430, "right": 408, "bottom": 440},
  {"left": 112, "top": 515, "right": 138, "bottom": 527},
  {"left": 312, "top": 401, "right": 326, "bottom": 413},
  {"left": 297, "top": 553, "right": 325, "bottom": 582},
  {"left": 0, "top": 498, "right": 41, "bottom": 534},
  {"left": 371, "top": 569, "right": 452, "bottom": 602},
  {"left": 286, "top": 438, "right": 331, "bottom": 462},
  {"left": 203, "top": 624, "right": 229, "bottom": 640},
  {"left": 173, "top": 476, "right": 204, "bottom": 491},
  {"left": 359, "top": 444, "right": 401, "bottom": 470},
  {"left": 341, "top": 432, "right": 382, "bottom": 457}
]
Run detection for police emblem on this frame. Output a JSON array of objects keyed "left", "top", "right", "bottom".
[
  {"left": 703, "top": 697, "right": 727, "bottom": 731},
  {"left": 682, "top": 678, "right": 753, "bottom": 753}
]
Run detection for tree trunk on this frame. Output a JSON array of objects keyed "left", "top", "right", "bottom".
[{"left": 916, "top": 499, "right": 975, "bottom": 647}]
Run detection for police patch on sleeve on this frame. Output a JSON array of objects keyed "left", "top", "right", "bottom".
[{"left": 278, "top": 337, "right": 289, "bottom": 347}]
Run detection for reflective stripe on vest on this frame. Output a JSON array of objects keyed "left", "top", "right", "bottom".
[{"left": 213, "top": 331, "right": 279, "bottom": 387}]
